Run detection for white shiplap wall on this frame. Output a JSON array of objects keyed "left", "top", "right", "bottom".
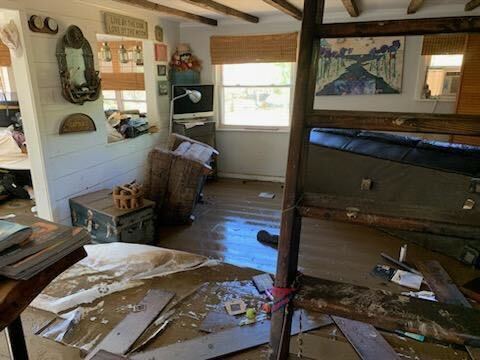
[{"left": 10, "top": 0, "right": 179, "bottom": 223}]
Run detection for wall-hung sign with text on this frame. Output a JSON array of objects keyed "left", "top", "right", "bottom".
[
  {"left": 59, "top": 113, "right": 97, "bottom": 134},
  {"left": 104, "top": 12, "right": 148, "bottom": 39}
]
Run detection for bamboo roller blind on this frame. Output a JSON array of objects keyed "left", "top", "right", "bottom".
[
  {"left": 0, "top": 42, "right": 11, "bottom": 67},
  {"left": 97, "top": 41, "right": 145, "bottom": 91},
  {"left": 422, "top": 34, "right": 467, "bottom": 55},
  {"left": 455, "top": 34, "right": 480, "bottom": 146},
  {"left": 210, "top": 32, "right": 298, "bottom": 65}
]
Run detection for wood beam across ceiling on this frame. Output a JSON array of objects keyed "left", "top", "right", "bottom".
[
  {"left": 262, "top": 0, "right": 303, "bottom": 20},
  {"left": 341, "top": 0, "right": 359, "bottom": 17},
  {"left": 466, "top": 0, "right": 480, "bottom": 11},
  {"left": 178, "top": 0, "right": 259, "bottom": 23},
  {"left": 407, "top": 0, "right": 424, "bottom": 14},
  {"left": 112, "top": 0, "right": 218, "bottom": 26},
  {"left": 315, "top": 16, "right": 480, "bottom": 38}
]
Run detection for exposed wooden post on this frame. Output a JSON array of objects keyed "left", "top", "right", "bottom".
[
  {"left": 262, "top": 0, "right": 303, "bottom": 20},
  {"left": 407, "top": 0, "right": 424, "bottom": 14},
  {"left": 111, "top": 0, "right": 218, "bottom": 26},
  {"left": 178, "top": 0, "right": 259, "bottom": 23},
  {"left": 341, "top": 0, "right": 360, "bottom": 17},
  {"left": 269, "top": 0, "right": 323, "bottom": 359},
  {"left": 466, "top": 0, "right": 480, "bottom": 11}
]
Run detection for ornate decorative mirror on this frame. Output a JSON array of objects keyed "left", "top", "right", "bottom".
[{"left": 56, "top": 25, "right": 101, "bottom": 105}]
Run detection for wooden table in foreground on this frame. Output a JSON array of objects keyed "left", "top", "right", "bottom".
[{"left": 0, "top": 247, "right": 87, "bottom": 360}]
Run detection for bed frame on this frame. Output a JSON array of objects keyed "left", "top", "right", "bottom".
[{"left": 270, "top": 1, "right": 480, "bottom": 358}]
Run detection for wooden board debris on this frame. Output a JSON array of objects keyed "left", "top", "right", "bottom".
[
  {"left": 415, "top": 260, "right": 480, "bottom": 359},
  {"left": 252, "top": 273, "right": 274, "bottom": 294},
  {"left": 332, "top": 316, "right": 399, "bottom": 360},
  {"left": 295, "top": 276, "right": 480, "bottom": 345},
  {"left": 85, "top": 289, "right": 174, "bottom": 359},
  {"left": 131, "top": 311, "right": 332, "bottom": 360},
  {"left": 90, "top": 350, "right": 127, "bottom": 360},
  {"left": 199, "top": 311, "right": 238, "bottom": 333},
  {"left": 415, "top": 260, "right": 470, "bottom": 307},
  {"left": 289, "top": 333, "right": 359, "bottom": 360}
]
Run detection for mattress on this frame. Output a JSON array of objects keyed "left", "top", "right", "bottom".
[{"left": 306, "top": 128, "right": 480, "bottom": 265}]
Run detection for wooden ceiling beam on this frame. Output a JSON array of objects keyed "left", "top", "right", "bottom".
[
  {"left": 178, "top": 0, "right": 259, "bottom": 23},
  {"left": 407, "top": 0, "right": 425, "bottom": 14},
  {"left": 315, "top": 16, "right": 480, "bottom": 38},
  {"left": 341, "top": 0, "right": 360, "bottom": 17},
  {"left": 112, "top": 0, "right": 218, "bottom": 26},
  {"left": 262, "top": 0, "right": 303, "bottom": 20},
  {"left": 466, "top": 0, "right": 480, "bottom": 11}
]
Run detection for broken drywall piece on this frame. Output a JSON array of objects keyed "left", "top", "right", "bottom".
[
  {"left": 41, "top": 308, "right": 83, "bottom": 342},
  {"left": 401, "top": 291, "right": 437, "bottom": 302},
  {"left": 78, "top": 243, "right": 219, "bottom": 281},
  {"left": 391, "top": 270, "right": 423, "bottom": 290},
  {"left": 31, "top": 281, "right": 144, "bottom": 314},
  {"left": 258, "top": 192, "right": 275, "bottom": 199}
]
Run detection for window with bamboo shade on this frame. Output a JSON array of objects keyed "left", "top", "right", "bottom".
[
  {"left": 97, "top": 40, "right": 145, "bottom": 91},
  {"left": 96, "top": 39, "right": 147, "bottom": 113},
  {"left": 454, "top": 34, "right": 480, "bottom": 146},
  {"left": 421, "top": 34, "right": 466, "bottom": 100},
  {"left": 210, "top": 32, "right": 298, "bottom": 65}
]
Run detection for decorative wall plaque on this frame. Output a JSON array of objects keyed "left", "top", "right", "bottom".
[
  {"left": 59, "top": 113, "right": 96, "bottom": 134},
  {"left": 56, "top": 25, "right": 101, "bottom": 105},
  {"left": 28, "top": 15, "right": 58, "bottom": 34},
  {"left": 155, "top": 25, "right": 164, "bottom": 42},
  {"left": 104, "top": 12, "right": 148, "bottom": 39}
]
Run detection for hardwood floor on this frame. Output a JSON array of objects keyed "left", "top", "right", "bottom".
[{"left": 159, "top": 178, "right": 479, "bottom": 291}]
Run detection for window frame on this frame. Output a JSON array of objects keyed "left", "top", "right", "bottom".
[
  {"left": 102, "top": 90, "right": 147, "bottom": 113},
  {"left": 417, "top": 54, "right": 463, "bottom": 102},
  {"left": 217, "top": 62, "right": 295, "bottom": 131}
]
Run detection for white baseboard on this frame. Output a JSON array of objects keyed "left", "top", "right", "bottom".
[{"left": 218, "top": 172, "right": 285, "bottom": 183}]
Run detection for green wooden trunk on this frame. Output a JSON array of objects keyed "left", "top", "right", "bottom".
[{"left": 69, "top": 189, "right": 155, "bottom": 244}]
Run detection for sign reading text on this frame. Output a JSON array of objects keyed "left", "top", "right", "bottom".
[{"left": 104, "top": 12, "right": 148, "bottom": 39}]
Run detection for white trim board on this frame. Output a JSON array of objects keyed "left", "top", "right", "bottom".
[{"left": 218, "top": 172, "right": 284, "bottom": 184}]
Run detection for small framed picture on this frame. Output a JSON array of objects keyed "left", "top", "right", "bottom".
[
  {"left": 158, "top": 80, "right": 169, "bottom": 96},
  {"left": 157, "top": 64, "right": 167, "bottom": 77},
  {"left": 155, "top": 43, "right": 168, "bottom": 61},
  {"left": 155, "top": 25, "right": 164, "bottom": 42}
]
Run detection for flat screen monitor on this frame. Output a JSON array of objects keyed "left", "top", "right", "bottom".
[{"left": 172, "top": 84, "right": 214, "bottom": 120}]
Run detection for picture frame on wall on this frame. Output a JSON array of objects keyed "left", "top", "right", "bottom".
[
  {"left": 157, "top": 64, "right": 167, "bottom": 77},
  {"left": 155, "top": 25, "right": 164, "bottom": 42},
  {"left": 158, "top": 80, "right": 169, "bottom": 96},
  {"left": 155, "top": 43, "right": 168, "bottom": 62}
]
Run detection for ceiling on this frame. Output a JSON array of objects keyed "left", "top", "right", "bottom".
[{"left": 104, "top": 0, "right": 480, "bottom": 25}]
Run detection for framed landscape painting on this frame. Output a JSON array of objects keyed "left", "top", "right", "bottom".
[{"left": 315, "top": 36, "right": 405, "bottom": 96}]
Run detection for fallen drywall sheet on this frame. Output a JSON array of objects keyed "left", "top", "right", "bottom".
[
  {"left": 31, "top": 281, "right": 144, "bottom": 314},
  {"left": 79, "top": 243, "right": 219, "bottom": 280},
  {"left": 30, "top": 243, "right": 219, "bottom": 314},
  {"left": 40, "top": 308, "right": 84, "bottom": 342}
]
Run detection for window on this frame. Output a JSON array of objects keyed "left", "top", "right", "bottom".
[
  {"left": 0, "top": 67, "right": 16, "bottom": 101},
  {"left": 97, "top": 36, "right": 147, "bottom": 114},
  {"left": 219, "top": 63, "right": 293, "bottom": 128},
  {"left": 422, "top": 54, "right": 463, "bottom": 100},
  {"left": 102, "top": 90, "right": 147, "bottom": 113}
]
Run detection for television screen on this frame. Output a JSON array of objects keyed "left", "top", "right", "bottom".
[{"left": 172, "top": 84, "right": 214, "bottom": 120}]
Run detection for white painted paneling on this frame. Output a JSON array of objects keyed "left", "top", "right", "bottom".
[{"left": 4, "top": 0, "right": 180, "bottom": 221}]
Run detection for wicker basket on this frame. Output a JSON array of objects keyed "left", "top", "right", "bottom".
[{"left": 113, "top": 183, "right": 144, "bottom": 210}]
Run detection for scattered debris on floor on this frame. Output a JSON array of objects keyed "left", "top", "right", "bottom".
[
  {"left": 258, "top": 192, "right": 275, "bottom": 199},
  {"left": 22, "top": 240, "right": 480, "bottom": 360}
]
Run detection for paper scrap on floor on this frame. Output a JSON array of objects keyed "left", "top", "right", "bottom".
[
  {"left": 391, "top": 270, "right": 423, "bottom": 290},
  {"left": 31, "top": 243, "right": 219, "bottom": 314},
  {"left": 258, "top": 192, "right": 275, "bottom": 199}
]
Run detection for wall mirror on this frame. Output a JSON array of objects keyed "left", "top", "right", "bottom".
[{"left": 56, "top": 25, "right": 101, "bottom": 104}]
